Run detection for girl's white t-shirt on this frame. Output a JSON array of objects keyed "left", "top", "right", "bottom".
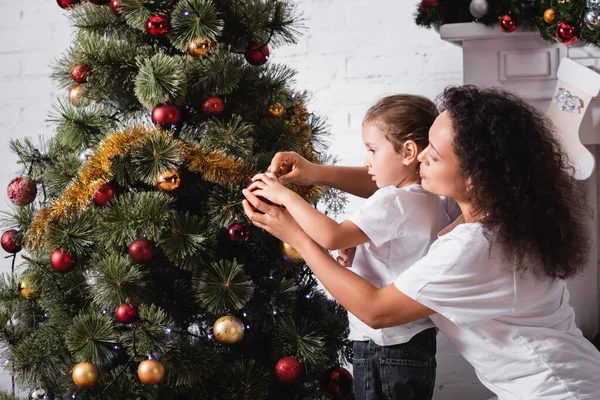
[
  {"left": 394, "top": 218, "right": 600, "bottom": 400},
  {"left": 347, "top": 184, "right": 460, "bottom": 346}
]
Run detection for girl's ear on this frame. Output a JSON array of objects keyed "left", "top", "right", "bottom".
[{"left": 402, "top": 140, "right": 419, "bottom": 166}]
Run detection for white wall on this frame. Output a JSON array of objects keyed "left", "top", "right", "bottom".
[{"left": 0, "top": 0, "right": 494, "bottom": 398}]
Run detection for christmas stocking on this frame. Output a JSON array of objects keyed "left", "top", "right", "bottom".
[{"left": 547, "top": 57, "right": 600, "bottom": 180}]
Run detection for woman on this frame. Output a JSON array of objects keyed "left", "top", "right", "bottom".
[{"left": 242, "top": 85, "right": 600, "bottom": 399}]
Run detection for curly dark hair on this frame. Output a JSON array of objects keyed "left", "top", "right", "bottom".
[{"left": 437, "top": 85, "right": 590, "bottom": 279}]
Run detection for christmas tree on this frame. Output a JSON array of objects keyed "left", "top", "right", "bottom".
[
  {"left": 0, "top": 1, "right": 353, "bottom": 399},
  {"left": 416, "top": 0, "right": 600, "bottom": 46}
]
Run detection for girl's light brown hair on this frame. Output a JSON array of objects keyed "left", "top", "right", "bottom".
[{"left": 363, "top": 94, "right": 438, "bottom": 153}]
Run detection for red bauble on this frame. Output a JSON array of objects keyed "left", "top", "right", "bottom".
[
  {"left": 109, "top": 0, "right": 122, "bottom": 15},
  {"left": 152, "top": 104, "right": 181, "bottom": 129},
  {"left": 128, "top": 239, "right": 154, "bottom": 263},
  {"left": 116, "top": 303, "right": 138, "bottom": 324},
  {"left": 324, "top": 367, "right": 353, "bottom": 399},
  {"left": 7, "top": 176, "right": 37, "bottom": 206},
  {"left": 70, "top": 64, "right": 89, "bottom": 84},
  {"left": 275, "top": 356, "right": 303, "bottom": 384},
  {"left": 94, "top": 182, "right": 116, "bottom": 206},
  {"left": 244, "top": 43, "right": 270, "bottom": 66},
  {"left": 1, "top": 230, "right": 21, "bottom": 254},
  {"left": 228, "top": 223, "right": 250, "bottom": 243},
  {"left": 202, "top": 97, "right": 224, "bottom": 117},
  {"left": 50, "top": 248, "right": 75, "bottom": 273},
  {"left": 145, "top": 15, "right": 169, "bottom": 39},
  {"left": 499, "top": 15, "right": 517, "bottom": 33},
  {"left": 420, "top": 0, "right": 439, "bottom": 9},
  {"left": 57, "top": 0, "right": 81, "bottom": 9},
  {"left": 556, "top": 22, "right": 577, "bottom": 44}
]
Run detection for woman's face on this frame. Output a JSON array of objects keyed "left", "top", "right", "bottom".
[{"left": 417, "top": 111, "right": 468, "bottom": 202}]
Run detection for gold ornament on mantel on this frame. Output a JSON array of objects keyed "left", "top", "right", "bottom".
[
  {"left": 213, "top": 315, "right": 245, "bottom": 344},
  {"left": 543, "top": 8, "right": 555, "bottom": 24},
  {"left": 188, "top": 37, "right": 212, "bottom": 58},
  {"left": 268, "top": 103, "right": 284, "bottom": 117},
  {"left": 157, "top": 169, "right": 181, "bottom": 191}
]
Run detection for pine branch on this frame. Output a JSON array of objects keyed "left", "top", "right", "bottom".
[
  {"left": 200, "top": 114, "right": 254, "bottom": 159},
  {"left": 159, "top": 212, "right": 210, "bottom": 271},
  {"left": 130, "top": 129, "right": 182, "bottom": 185},
  {"left": 122, "top": 304, "right": 175, "bottom": 358},
  {"left": 170, "top": 0, "right": 224, "bottom": 52},
  {"left": 66, "top": 313, "right": 119, "bottom": 364},
  {"left": 275, "top": 316, "right": 326, "bottom": 365},
  {"left": 134, "top": 53, "right": 188, "bottom": 109},
  {"left": 187, "top": 44, "right": 244, "bottom": 95},
  {"left": 195, "top": 259, "right": 254, "bottom": 314}
]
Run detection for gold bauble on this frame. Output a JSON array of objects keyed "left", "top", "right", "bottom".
[
  {"left": 543, "top": 8, "right": 555, "bottom": 23},
  {"left": 188, "top": 37, "right": 212, "bottom": 58},
  {"left": 68, "top": 84, "right": 86, "bottom": 107},
  {"left": 137, "top": 359, "right": 166, "bottom": 385},
  {"left": 213, "top": 315, "right": 245, "bottom": 344},
  {"left": 18, "top": 279, "right": 34, "bottom": 300},
  {"left": 72, "top": 362, "right": 99, "bottom": 389},
  {"left": 281, "top": 241, "right": 303, "bottom": 262},
  {"left": 156, "top": 169, "right": 181, "bottom": 191},
  {"left": 268, "top": 103, "right": 284, "bottom": 117}
]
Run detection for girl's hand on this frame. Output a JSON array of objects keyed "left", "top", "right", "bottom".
[
  {"left": 337, "top": 247, "right": 356, "bottom": 268},
  {"left": 268, "top": 152, "right": 316, "bottom": 186},
  {"left": 247, "top": 173, "right": 292, "bottom": 206},
  {"left": 242, "top": 189, "right": 308, "bottom": 248}
]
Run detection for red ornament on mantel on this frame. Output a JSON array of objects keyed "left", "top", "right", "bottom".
[
  {"left": 244, "top": 43, "right": 270, "bottom": 66},
  {"left": 57, "top": 0, "right": 81, "bottom": 9},
  {"left": 202, "top": 97, "right": 225, "bottom": 117},
  {"left": 70, "top": 64, "right": 89, "bottom": 84},
  {"left": 116, "top": 302, "right": 138, "bottom": 324},
  {"left": 499, "top": 15, "right": 517, "bottom": 33},
  {"left": 275, "top": 356, "right": 303, "bottom": 384},
  {"left": 152, "top": 104, "right": 181, "bottom": 129},
  {"left": 50, "top": 248, "right": 76, "bottom": 273},
  {"left": 128, "top": 239, "right": 154, "bottom": 263},
  {"left": 145, "top": 15, "right": 169, "bottom": 39},
  {"left": 556, "top": 22, "right": 577, "bottom": 44}
]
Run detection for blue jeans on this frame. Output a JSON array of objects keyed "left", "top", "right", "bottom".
[{"left": 352, "top": 328, "right": 437, "bottom": 400}]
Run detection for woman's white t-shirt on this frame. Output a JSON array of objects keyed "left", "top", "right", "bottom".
[
  {"left": 394, "top": 218, "right": 600, "bottom": 400},
  {"left": 347, "top": 184, "right": 460, "bottom": 346}
]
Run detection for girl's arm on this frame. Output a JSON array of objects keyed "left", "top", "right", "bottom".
[
  {"left": 242, "top": 190, "right": 434, "bottom": 328},
  {"left": 244, "top": 174, "right": 369, "bottom": 250},
  {"left": 269, "top": 152, "right": 378, "bottom": 199}
]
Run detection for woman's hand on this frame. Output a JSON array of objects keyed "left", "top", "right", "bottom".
[
  {"left": 337, "top": 247, "right": 356, "bottom": 267},
  {"left": 247, "top": 173, "right": 292, "bottom": 206},
  {"left": 268, "top": 152, "right": 317, "bottom": 186},
  {"left": 242, "top": 188, "right": 308, "bottom": 248}
]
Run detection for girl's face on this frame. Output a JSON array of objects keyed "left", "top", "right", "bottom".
[
  {"left": 362, "top": 122, "right": 414, "bottom": 188},
  {"left": 417, "top": 111, "right": 469, "bottom": 202}
]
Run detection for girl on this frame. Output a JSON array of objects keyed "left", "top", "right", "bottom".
[
  {"left": 246, "top": 94, "right": 460, "bottom": 400},
  {"left": 243, "top": 85, "right": 600, "bottom": 399}
]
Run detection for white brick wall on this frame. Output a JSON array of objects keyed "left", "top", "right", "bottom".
[{"left": 0, "top": 0, "right": 493, "bottom": 398}]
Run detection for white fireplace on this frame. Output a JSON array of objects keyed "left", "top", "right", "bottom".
[{"left": 440, "top": 22, "right": 600, "bottom": 339}]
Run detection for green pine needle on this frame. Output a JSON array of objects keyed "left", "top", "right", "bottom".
[
  {"left": 66, "top": 312, "right": 119, "bottom": 364},
  {"left": 275, "top": 316, "right": 326, "bottom": 365},
  {"left": 200, "top": 114, "right": 254, "bottom": 159},
  {"left": 195, "top": 259, "right": 254, "bottom": 314},
  {"left": 130, "top": 130, "right": 182, "bottom": 185},
  {"left": 187, "top": 44, "right": 244, "bottom": 95},
  {"left": 170, "top": 0, "right": 224, "bottom": 52},
  {"left": 135, "top": 53, "right": 188, "bottom": 109},
  {"left": 207, "top": 187, "right": 247, "bottom": 229},
  {"left": 122, "top": 304, "right": 175, "bottom": 357},
  {"left": 159, "top": 212, "right": 210, "bottom": 271}
]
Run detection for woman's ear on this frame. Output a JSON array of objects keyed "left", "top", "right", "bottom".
[{"left": 402, "top": 140, "right": 419, "bottom": 166}]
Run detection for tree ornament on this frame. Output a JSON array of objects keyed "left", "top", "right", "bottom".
[
  {"left": 109, "top": 0, "right": 122, "bottom": 15},
  {"left": 202, "top": 96, "right": 224, "bottom": 117},
  {"left": 499, "top": 15, "right": 517, "bottom": 33},
  {"left": 79, "top": 148, "right": 94, "bottom": 161},
  {"left": 57, "top": 0, "right": 80, "bottom": 9},
  {"left": 18, "top": 279, "right": 34, "bottom": 299},
  {"left": 128, "top": 238, "right": 154, "bottom": 263},
  {"left": 116, "top": 302, "right": 138, "bottom": 324},
  {"left": 324, "top": 367, "right": 353, "bottom": 399},
  {"left": 556, "top": 22, "right": 577, "bottom": 44},
  {"left": 70, "top": 64, "right": 89, "bottom": 84},
  {"left": 28, "top": 387, "right": 53, "bottom": 400},
  {"left": 7, "top": 176, "right": 37, "bottom": 206},
  {"left": 93, "top": 182, "right": 116, "bottom": 206},
  {"left": 152, "top": 104, "right": 181, "bottom": 129},
  {"left": 156, "top": 170, "right": 181, "bottom": 191},
  {"left": 420, "top": 0, "right": 439, "bottom": 9},
  {"left": 1, "top": 229, "right": 21, "bottom": 254},
  {"left": 138, "top": 359, "right": 166, "bottom": 384},
  {"left": 50, "top": 248, "right": 75, "bottom": 273},
  {"left": 228, "top": 223, "right": 250, "bottom": 243},
  {"left": 72, "top": 362, "right": 99, "bottom": 389},
  {"left": 469, "top": 0, "right": 488, "bottom": 19},
  {"left": 188, "top": 37, "right": 212, "bottom": 58},
  {"left": 584, "top": 11, "right": 600, "bottom": 29},
  {"left": 543, "top": 8, "right": 555, "bottom": 24},
  {"left": 275, "top": 356, "right": 303, "bottom": 383},
  {"left": 145, "top": 15, "right": 169, "bottom": 39},
  {"left": 68, "top": 84, "right": 85, "bottom": 107},
  {"left": 244, "top": 43, "right": 270, "bottom": 66},
  {"left": 213, "top": 315, "right": 245, "bottom": 344},
  {"left": 88, "top": 0, "right": 109, "bottom": 4},
  {"left": 281, "top": 241, "right": 302, "bottom": 262},
  {"left": 268, "top": 103, "right": 284, "bottom": 117}
]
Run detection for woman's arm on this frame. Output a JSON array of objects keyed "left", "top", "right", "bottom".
[
  {"left": 242, "top": 190, "right": 434, "bottom": 328},
  {"left": 268, "top": 152, "right": 378, "bottom": 199}
]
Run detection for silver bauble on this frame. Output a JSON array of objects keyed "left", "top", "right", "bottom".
[
  {"left": 469, "top": 0, "right": 488, "bottom": 19},
  {"left": 78, "top": 148, "right": 94, "bottom": 161},
  {"left": 584, "top": 11, "right": 600, "bottom": 29}
]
